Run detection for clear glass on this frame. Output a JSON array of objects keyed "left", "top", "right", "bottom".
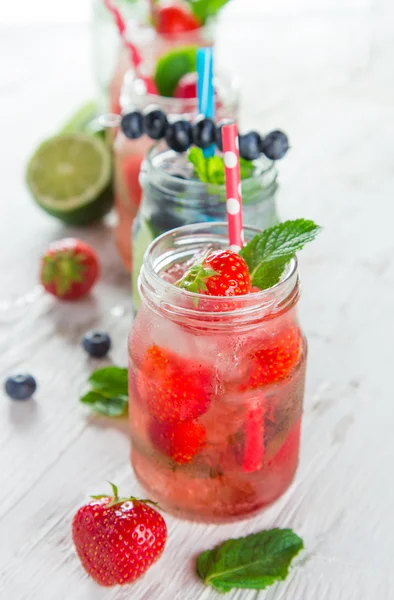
[
  {"left": 92, "top": 0, "right": 215, "bottom": 113},
  {"left": 114, "top": 72, "right": 240, "bottom": 271},
  {"left": 92, "top": 0, "right": 148, "bottom": 112},
  {"left": 128, "top": 223, "right": 306, "bottom": 522},
  {"left": 131, "top": 145, "right": 278, "bottom": 307}
]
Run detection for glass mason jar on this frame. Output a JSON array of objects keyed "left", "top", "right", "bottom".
[
  {"left": 131, "top": 145, "right": 278, "bottom": 307},
  {"left": 92, "top": 0, "right": 148, "bottom": 113},
  {"left": 128, "top": 223, "right": 306, "bottom": 522},
  {"left": 93, "top": 0, "right": 215, "bottom": 113},
  {"left": 113, "top": 70, "right": 239, "bottom": 271}
]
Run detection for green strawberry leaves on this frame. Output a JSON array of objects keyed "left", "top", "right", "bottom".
[
  {"left": 176, "top": 262, "right": 219, "bottom": 294},
  {"left": 184, "top": 0, "right": 232, "bottom": 24},
  {"left": 240, "top": 219, "right": 321, "bottom": 290},
  {"left": 188, "top": 147, "right": 254, "bottom": 185},
  {"left": 196, "top": 528, "right": 304, "bottom": 593},
  {"left": 41, "top": 250, "right": 87, "bottom": 296},
  {"left": 80, "top": 366, "right": 128, "bottom": 417}
]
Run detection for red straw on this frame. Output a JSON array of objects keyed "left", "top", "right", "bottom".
[
  {"left": 243, "top": 403, "right": 265, "bottom": 472},
  {"left": 104, "top": 0, "right": 142, "bottom": 69},
  {"left": 222, "top": 123, "right": 244, "bottom": 252},
  {"left": 222, "top": 122, "right": 265, "bottom": 472}
]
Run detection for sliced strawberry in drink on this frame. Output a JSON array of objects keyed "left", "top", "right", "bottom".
[
  {"left": 150, "top": 419, "right": 206, "bottom": 464},
  {"left": 240, "top": 324, "right": 302, "bottom": 390},
  {"left": 138, "top": 345, "right": 215, "bottom": 423}
]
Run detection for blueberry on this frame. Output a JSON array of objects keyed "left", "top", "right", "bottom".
[
  {"left": 261, "top": 130, "right": 289, "bottom": 160},
  {"left": 192, "top": 117, "right": 216, "bottom": 149},
  {"left": 120, "top": 111, "right": 144, "bottom": 139},
  {"left": 5, "top": 374, "right": 37, "bottom": 400},
  {"left": 215, "top": 119, "right": 234, "bottom": 152},
  {"left": 165, "top": 121, "right": 193, "bottom": 153},
  {"left": 82, "top": 330, "right": 111, "bottom": 358},
  {"left": 143, "top": 107, "right": 168, "bottom": 140},
  {"left": 239, "top": 131, "right": 262, "bottom": 161}
]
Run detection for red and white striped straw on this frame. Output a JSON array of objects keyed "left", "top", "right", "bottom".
[
  {"left": 221, "top": 123, "right": 244, "bottom": 252},
  {"left": 104, "top": 0, "right": 142, "bottom": 69},
  {"left": 222, "top": 123, "right": 265, "bottom": 472}
]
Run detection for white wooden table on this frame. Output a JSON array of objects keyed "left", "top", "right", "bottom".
[{"left": 1, "top": 1, "right": 394, "bottom": 598}]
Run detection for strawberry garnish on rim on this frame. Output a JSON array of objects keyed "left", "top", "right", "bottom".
[{"left": 177, "top": 249, "right": 251, "bottom": 297}]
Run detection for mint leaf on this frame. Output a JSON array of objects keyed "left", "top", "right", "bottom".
[
  {"left": 80, "top": 367, "right": 129, "bottom": 417},
  {"left": 196, "top": 528, "right": 303, "bottom": 593},
  {"left": 188, "top": 147, "right": 209, "bottom": 182},
  {"left": 206, "top": 155, "right": 225, "bottom": 185},
  {"left": 88, "top": 366, "right": 128, "bottom": 397},
  {"left": 239, "top": 157, "right": 254, "bottom": 180},
  {"left": 185, "top": 0, "right": 231, "bottom": 24},
  {"left": 240, "top": 219, "right": 321, "bottom": 290},
  {"left": 80, "top": 391, "right": 128, "bottom": 417},
  {"left": 188, "top": 148, "right": 254, "bottom": 185}
]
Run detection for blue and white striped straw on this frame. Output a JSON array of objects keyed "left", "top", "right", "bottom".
[{"left": 197, "top": 47, "right": 215, "bottom": 158}]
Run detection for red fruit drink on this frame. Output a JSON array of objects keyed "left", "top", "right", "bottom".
[
  {"left": 128, "top": 223, "right": 306, "bottom": 522},
  {"left": 113, "top": 70, "right": 239, "bottom": 270}
]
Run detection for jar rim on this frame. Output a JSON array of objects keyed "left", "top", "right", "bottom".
[
  {"left": 139, "top": 222, "right": 299, "bottom": 324},
  {"left": 120, "top": 69, "right": 240, "bottom": 116},
  {"left": 141, "top": 143, "right": 277, "bottom": 202}
]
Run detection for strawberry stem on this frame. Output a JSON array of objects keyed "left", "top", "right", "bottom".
[{"left": 91, "top": 482, "right": 160, "bottom": 508}]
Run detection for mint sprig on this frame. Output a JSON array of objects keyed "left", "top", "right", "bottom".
[
  {"left": 188, "top": 147, "right": 254, "bottom": 185},
  {"left": 240, "top": 219, "right": 321, "bottom": 290},
  {"left": 80, "top": 366, "right": 128, "bottom": 417},
  {"left": 184, "top": 0, "right": 232, "bottom": 24},
  {"left": 196, "top": 528, "right": 304, "bottom": 593}
]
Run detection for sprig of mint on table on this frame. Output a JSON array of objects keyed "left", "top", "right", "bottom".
[
  {"left": 239, "top": 219, "right": 321, "bottom": 289},
  {"left": 197, "top": 528, "right": 304, "bottom": 593},
  {"left": 80, "top": 366, "right": 128, "bottom": 417},
  {"left": 188, "top": 147, "right": 254, "bottom": 185}
]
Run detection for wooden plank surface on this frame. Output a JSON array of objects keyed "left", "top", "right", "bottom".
[{"left": 1, "top": 0, "right": 394, "bottom": 598}]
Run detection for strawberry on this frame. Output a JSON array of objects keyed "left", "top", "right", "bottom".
[
  {"left": 174, "top": 72, "right": 198, "bottom": 99},
  {"left": 72, "top": 483, "right": 167, "bottom": 587},
  {"left": 155, "top": 5, "right": 201, "bottom": 35},
  {"left": 40, "top": 238, "right": 99, "bottom": 300},
  {"left": 138, "top": 345, "right": 214, "bottom": 422},
  {"left": 241, "top": 324, "right": 302, "bottom": 390},
  {"left": 150, "top": 419, "right": 206, "bottom": 464},
  {"left": 178, "top": 249, "right": 251, "bottom": 297}
]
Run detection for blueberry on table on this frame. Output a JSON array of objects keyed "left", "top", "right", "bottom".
[
  {"left": 82, "top": 330, "right": 111, "bottom": 358},
  {"left": 261, "top": 130, "right": 289, "bottom": 160},
  {"left": 143, "top": 108, "right": 168, "bottom": 140},
  {"left": 5, "top": 374, "right": 37, "bottom": 400},
  {"left": 239, "top": 132, "right": 262, "bottom": 161},
  {"left": 165, "top": 121, "right": 193, "bottom": 153},
  {"left": 120, "top": 112, "right": 144, "bottom": 139},
  {"left": 192, "top": 118, "right": 216, "bottom": 149}
]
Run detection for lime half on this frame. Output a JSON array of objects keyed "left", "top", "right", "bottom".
[
  {"left": 60, "top": 101, "right": 106, "bottom": 141},
  {"left": 26, "top": 134, "right": 113, "bottom": 226},
  {"left": 154, "top": 46, "right": 197, "bottom": 97}
]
